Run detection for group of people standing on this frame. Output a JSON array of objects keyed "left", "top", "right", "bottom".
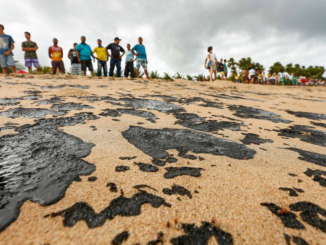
[
  {"left": 0, "top": 24, "right": 150, "bottom": 79},
  {"left": 205, "top": 46, "right": 228, "bottom": 82}
]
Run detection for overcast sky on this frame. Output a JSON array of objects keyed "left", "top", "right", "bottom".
[{"left": 2, "top": 0, "right": 326, "bottom": 75}]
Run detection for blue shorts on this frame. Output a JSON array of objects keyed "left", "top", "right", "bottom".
[
  {"left": 0, "top": 54, "right": 15, "bottom": 68},
  {"left": 208, "top": 61, "right": 217, "bottom": 70}
]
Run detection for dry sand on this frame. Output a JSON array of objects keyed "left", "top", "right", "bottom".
[{"left": 0, "top": 74, "right": 325, "bottom": 245}]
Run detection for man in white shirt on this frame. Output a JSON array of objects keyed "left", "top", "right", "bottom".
[{"left": 249, "top": 68, "right": 256, "bottom": 84}]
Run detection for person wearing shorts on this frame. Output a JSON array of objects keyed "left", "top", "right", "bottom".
[
  {"left": 48, "top": 38, "right": 65, "bottom": 75},
  {"left": 132, "top": 37, "right": 150, "bottom": 79},
  {"left": 22, "top": 32, "right": 41, "bottom": 74},
  {"left": 0, "top": 24, "right": 16, "bottom": 74},
  {"left": 249, "top": 68, "right": 256, "bottom": 84},
  {"left": 205, "top": 46, "right": 217, "bottom": 82},
  {"left": 68, "top": 43, "right": 82, "bottom": 75},
  {"left": 223, "top": 59, "right": 228, "bottom": 80},
  {"left": 76, "top": 36, "right": 95, "bottom": 76}
]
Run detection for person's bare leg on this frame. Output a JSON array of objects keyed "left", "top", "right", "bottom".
[
  {"left": 11, "top": 66, "right": 16, "bottom": 74},
  {"left": 37, "top": 67, "right": 41, "bottom": 74},
  {"left": 28, "top": 67, "right": 32, "bottom": 73},
  {"left": 91, "top": 71, "right": 94, "bottom": 76},
  {"left": 213, "top": 71, "right": 217, "bottom": 81},
  {"left": 144, "top": 70, "right": 150, "bottom": 79},
  {"left": 83, "top": 71, "right": 86, "bottom": 76},
  {"left": 210, "top": 67, "right": 213, "bottom": 82},
  {"left": 136, "top": 69, "right": 139, "bottom": 78},
  {"left": 2, "top": 68, "right": 8, "bottom": 75}
]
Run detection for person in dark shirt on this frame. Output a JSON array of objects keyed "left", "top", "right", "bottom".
[
  {"left": 106, "top": 37, "right": 125, "bottom": 77},
  {"left": 68, "top": 43, "right": 82, "bottom": 75},
  {"left": 22, "top": 32, "right": 41, "bottom": 74}
]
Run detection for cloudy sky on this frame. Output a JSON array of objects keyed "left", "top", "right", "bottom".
[{"left": 2, "top": 0, "right": 326, "bottom": 75}]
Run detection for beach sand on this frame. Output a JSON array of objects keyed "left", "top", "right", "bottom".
[{"left": 0, "top": 74, "right": 325, "bottom": 245}]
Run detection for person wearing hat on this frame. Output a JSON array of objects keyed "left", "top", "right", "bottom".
[{"left": 106, "top": 37, "right": 125, "bottom": 77}]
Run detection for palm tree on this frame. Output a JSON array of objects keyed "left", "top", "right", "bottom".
[
  {"left": 238, "top": 57, "right": 253, "bottom": 71},
  {"left": 227, "top": 58, "right": 238, "bottom": 77},
  {"left": 269, "top": 62, "right": 285, "bottom": 74},
  {"left": 285, "top": 63, "right": 294, "bottom": 75},
  {"left": 253, "top": 62, "right": 264, "bottom": 72}
]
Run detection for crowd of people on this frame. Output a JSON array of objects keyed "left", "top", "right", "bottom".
[
  {"left": 205, "top": 46, "right": 325, "bottom": 86},
  {"left": 240, "top": 68, "right": 325, "bottom": 86},
  {"left": 0, "top": 24, "right": 150, "bottom": 79}
]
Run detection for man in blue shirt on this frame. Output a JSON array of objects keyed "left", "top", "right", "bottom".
[
  {"left": 0, "top": 24, "right": 16, "bottom": 74},
  {"left": 131, "top": 37, "right": 150, "bottom": 79},
  {"left": 76, "top": 36, "right": 95, "bottom": 76},
  {"left": 124, "top": 43, "right": 136, "bottom": 78}
]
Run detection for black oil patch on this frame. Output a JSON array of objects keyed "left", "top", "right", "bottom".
[
  {"left": 152, "top": 158, "right": 166, "bottom": 167},
  {"left": 261, "top": 203, "right": 305, "bottom": 229},
  {"left": 228, "top": 105, "right": 292, "bottom": 123},
  {"left": 290, "top": 201, "right": 326, "bottom": 233},
  {"left": 170, "top": 222, "right": 233, "bottom": 245},
  {"left": 22, "top": 95, "right": 42, "bottom": 100},
  {"left": 240, "top": 133, "right": 274, "bottom": 145},
  {"left": 0, "top": 122, "right": 19, "bottom": 132},
  {"left": 100, "top": 108, "right": 158, "bottom": 121},
  {"left": 107, "top": 183, "right": 118, "bottom": 192},
  {"left": 119, "top": 156, "right": 137, "bottom": 160},
  {"left": 286, "top": 148, "right": 326, "bottom": 167},
  {"left": 163, "top": 185, "right": 192, "bottom": 199},
  {"left": 103, "top": 97, "right": 184, "bottom": 113},
  {"left": 292, "top": 236, "right": 310, "bottom": 245},
  {"left": 0, "top": 98, "right": 20, "bottom": 105},
  {"left": 279, "top": 126, "right": 326, "bottom": 147},
  {"left": 41, "top": 84, "right": 90, "bottom": 90},
  {"left": 164, "top": 167, "right": 203, "bottom": 179},
  {"left": 112, "top": 231, "right": 129, "bottom": 245},
  {"left": 304, "top": 168, "right": 326, "bottom": 188},
  {"left": 279, "top": 188, "right": 299, "bottom": 197},
  {"left": 0, "top": 113, "right": 97, "bottom": 232},
  {"left": 0, "top": 108, "right": 66, "bottom": 118},
  {"left": 286, "top": 110, "right": 326, "bottom": 120},
  {"left": 115, "top": 166, "right": 130, "bottom": 172},
  {"left": 88, "top": 176, "right": 97, "bottom": 182},
  {"left": 134, "top": 185, "right": 158, "bottom": 192},
  {"left": 24, "top": 90, "right": 41, "bottom": 94},
  {"left": 134, "top": 162, "right": 159, "bottom": 172},
  {"left": 175, "top": 112, "right": 242, "bottom": 132},
  {"left": 311, "top": 121, "right": 326, "bottom": 129},
  {"left": 122, "top": 126, "right": 256, "bottom": 160},
  {"left": 147, "top": 94, "right": 179, "bottom": 102},
  {"left": 48, "top": 190, "right": 171, "bottom": 228},
  {"left": 51, "top": 103, "right": 94, "bottom": 111},
  {"left": 37, "top": 97, "right": 64, "bottom": 105}
]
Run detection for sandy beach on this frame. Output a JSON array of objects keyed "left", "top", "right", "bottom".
[{"left": 0, "top": 74, "right": 325, "bottom": 245}]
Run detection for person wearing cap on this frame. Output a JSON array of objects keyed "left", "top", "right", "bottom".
[
  {"left": 0, "top": 24, "right": 16, "bottom": 75},
  {"left": 68, "top": 43, "right": 82, "bottom": 75},
  {"left": 106, "top": 37, "right": 125, "bottom": 77},
  {"left": 22, "top": 32, "right": 41, "bottom": 74},
  {"left": 131, "top": 37, "right": 150, "bottom": 79}
]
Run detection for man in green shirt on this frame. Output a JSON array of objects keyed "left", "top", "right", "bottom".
[{"left": 22, "top": 32, "right": 41, "bottom": 74}]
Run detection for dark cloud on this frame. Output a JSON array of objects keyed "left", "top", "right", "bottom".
[{"left": 2, "top": 0, "right": 326, "bottom": 75}]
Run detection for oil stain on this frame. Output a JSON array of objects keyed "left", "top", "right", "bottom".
[
  {"left": 304, "top": 169, "right": 326, "bottom": 188},
  {"left": 240, "top": 133, "right": 274, "bottom": 145},
  {"left": 164, "top": 167, "right": 203, "bottom": 179},
  {"left": 46, "top": 190, "right": 171, "bottom": 228},
  {"left": 122, "top": 126, "right": 256, "bottom": 160},
  {"left": 0, "top": 113, "right": 97, "bottom": 232},
  {"left": 163, "top": 185, "right": 192, "bottom": 199},
  {"left": 0, "top": 108, "right": 66, "bottom": 118}
]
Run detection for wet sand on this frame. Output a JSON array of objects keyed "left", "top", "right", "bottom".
[{"left": 0, "top": 74, "right": 325, "bottom": 245}]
